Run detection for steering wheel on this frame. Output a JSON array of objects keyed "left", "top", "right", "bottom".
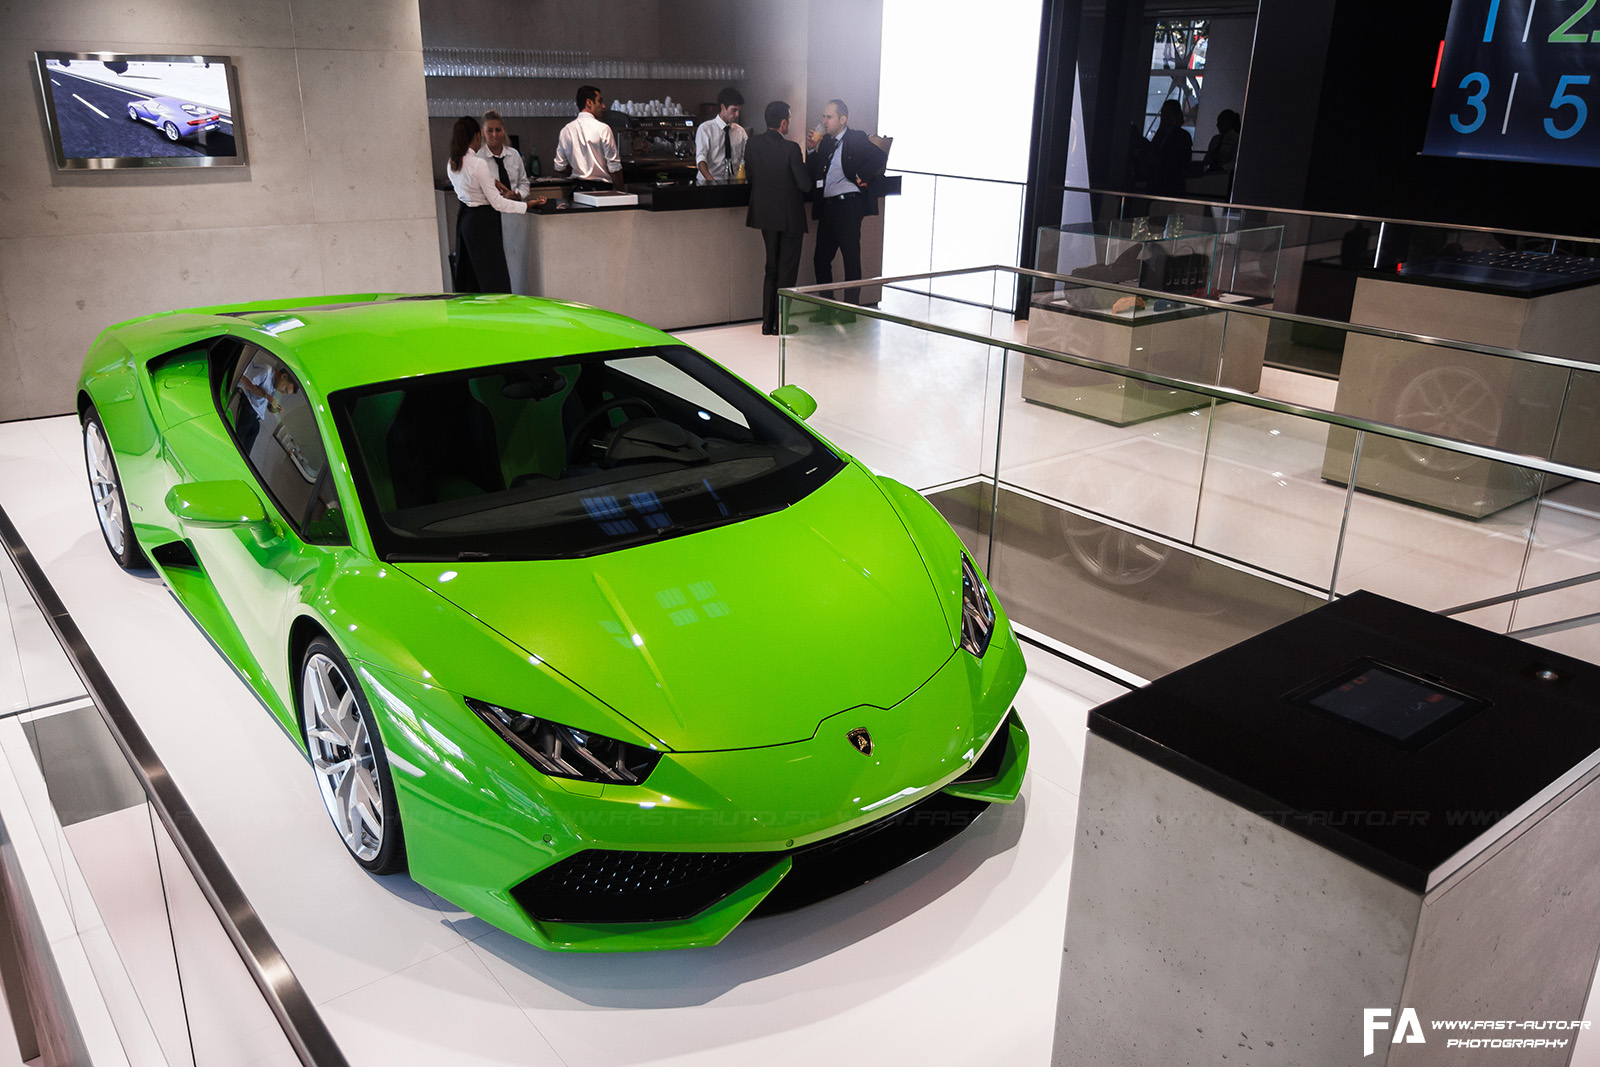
[{"left": 566, "top": 397, "right": 657, "bottom": 458}]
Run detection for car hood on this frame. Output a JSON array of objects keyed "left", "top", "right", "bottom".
[{"left": 396, "top": 465, "right": 955, "bottom": 751}]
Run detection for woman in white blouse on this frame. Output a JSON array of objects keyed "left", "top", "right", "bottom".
[{"left": 448, "top": 115, "right": 545, "bottom": 293}]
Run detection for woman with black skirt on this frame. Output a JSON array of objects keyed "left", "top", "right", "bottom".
[{"left": 447, "top": 115, "right": 545, "bottom": 293}]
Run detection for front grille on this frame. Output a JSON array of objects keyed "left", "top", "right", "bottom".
[
  {"left": 514, "top": 724, "right": 1017, "bottom": 927},
  {"left": 749, "top": 790, "right": 990, "bottom": 917},
  {"left": 514, "top": 849, "right": 782, "bottom": 924}
]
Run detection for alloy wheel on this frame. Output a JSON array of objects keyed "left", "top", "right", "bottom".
[
  {"left": 84, "top": 418, "right": 126, "bottom": 557},
  {"left": 303, "top": 651, "right": 385, "bottom": 862}
]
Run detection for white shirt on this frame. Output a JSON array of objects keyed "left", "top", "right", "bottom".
[
  {"left": 243, "top": 361, "right": 275, "bottom": 420},
  {"left": 448, "top": 153, "right": 528, "bottom": 213},
  {"left": 475, "top": 143, "right": 529, "bottom": 199},
  {"left": 694, "top": 114, "right": 748, "bottom": 184},
  {"left": 554, "top": 112, "right": 622, "bottom": 183},
  {"left": 821, "top": 123, "right": 856, "bottom": 198}
]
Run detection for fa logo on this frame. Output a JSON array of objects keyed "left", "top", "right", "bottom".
[{"left": 1364, "top": 1008, "right": 1426, "bottom": 1056}]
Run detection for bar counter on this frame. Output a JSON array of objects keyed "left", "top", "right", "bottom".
[{"left": 434, "top": 178, "right": 899, "bottom": 331}]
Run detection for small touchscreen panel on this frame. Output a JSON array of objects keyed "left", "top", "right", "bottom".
[{"left": 1290, "top": 660, "right": 1489, "bottom": 750}]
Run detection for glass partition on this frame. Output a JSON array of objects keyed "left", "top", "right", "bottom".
[
  {"left": 882, "top": 170, "right": 1027, "bottom": 309},
  {"left": 781, "top": 263, "right": 1600, "bottom": 679}
]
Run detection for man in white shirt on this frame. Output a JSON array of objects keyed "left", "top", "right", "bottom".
[
  {"left": 695, "top": 87, "right": 747, "bottom": 184},
  {"left": 553, "top": 86, "right": 624, "bottom": 190},
  {"left": 475, "top": 110, "right": 530, "bottom": 200}
]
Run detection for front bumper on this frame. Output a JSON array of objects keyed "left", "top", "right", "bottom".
[{"left": 364, "top": 623, "right": 1027, "bottom": 952}]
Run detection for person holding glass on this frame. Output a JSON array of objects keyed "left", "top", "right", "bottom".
[
  {"left": 447, "top": 115, "right": 545, "bottom": 293},
  {"left": 805, "top": 98, "right": 886, "bottom": 317}
]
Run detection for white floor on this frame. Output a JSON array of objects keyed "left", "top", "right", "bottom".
[{"left": 0, "top": 396, "right": 1125, "bottom": 1067}]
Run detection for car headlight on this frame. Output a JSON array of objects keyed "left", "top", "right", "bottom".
[
  {"left": 960, "top": 552, "right": 996, "bottom": 658},
  {"left": 465, "top": 698, "right": 662, "bottom": 785}
]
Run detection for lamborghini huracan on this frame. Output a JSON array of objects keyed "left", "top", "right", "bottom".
[{"left": 76, "top": 293, "right": 1028, "bottom": 951}]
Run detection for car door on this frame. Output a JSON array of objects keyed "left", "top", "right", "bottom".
[{"left": 161, "top": 340, "right": 352, "bottom": 707}]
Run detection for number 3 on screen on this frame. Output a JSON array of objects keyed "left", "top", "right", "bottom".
[
  {"left": 1450, "top": 72, "right": 1490, "bottom": 133},
  {"left": 1545, "top": 75, "right": 1591, "bottom": 139}
]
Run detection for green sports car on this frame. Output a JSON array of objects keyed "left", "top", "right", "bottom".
[{"left": 76, "top": 293, "right": 1028, "bottom": 952}]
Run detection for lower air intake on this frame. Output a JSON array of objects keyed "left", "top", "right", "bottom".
[{"left": 514, "top": 849, "right": 782, "bottom": 924}]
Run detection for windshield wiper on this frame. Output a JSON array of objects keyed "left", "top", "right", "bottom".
[{"left": 384, "top": 550, "right": 496, "bottom": 563}]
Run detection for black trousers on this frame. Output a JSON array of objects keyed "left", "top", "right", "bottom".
[
  {"left": 761, "top": 229, "right": 804, "bottom": 331},
  {"left": 813, "top": 193, "right": 866, "bottom": 306},
  {"left": 454, "top": 203, "right": 511, "bottom": 293}
]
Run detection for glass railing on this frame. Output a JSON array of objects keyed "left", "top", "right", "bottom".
[
  {"left": 0, "top": 513, "right": 340, "bottom": 1065},
  {"left": 1054, "top": 185, "right": 1600, "bottom": 379},
  {"left": 883, "top": 170, "right": 1028, "bottom": 310},
  {"left": 779, "top": 268, "right": 1600, "bottom": 681},
  {"left": 882, "top": 172, "right": 1599, "bottom": 376}
]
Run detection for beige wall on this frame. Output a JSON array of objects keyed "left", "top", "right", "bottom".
[{"left": 0, "top": 0, "right": 441, "bottom": 421}]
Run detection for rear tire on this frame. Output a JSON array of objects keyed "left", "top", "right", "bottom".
[
  {"left": 300, "top": 637, "right": 407, "bottom": 875},
  {"left": 162, "top": 121, "right": 180, "bottom": 142},
  {"left": 82, "top": 406, "right": 146, "bottom": 571}
]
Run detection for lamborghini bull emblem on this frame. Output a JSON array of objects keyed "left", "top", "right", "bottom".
[{"left": 847, "top": 727, "right": 873, "bottom": 756}]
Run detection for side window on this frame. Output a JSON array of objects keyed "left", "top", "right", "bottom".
[{"left": 221, "top": 346, "right": 346, "bottom": 544}]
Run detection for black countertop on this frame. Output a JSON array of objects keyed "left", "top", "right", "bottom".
[
  {"left": 1310, "top": 250, "right": 1600, "bottom": 299},
  {"left": 1089, "top": 591, "right": 1600, "bottom": 891},
  {"left": 522, "top": 174, "right": 903, "bottom": 215}
]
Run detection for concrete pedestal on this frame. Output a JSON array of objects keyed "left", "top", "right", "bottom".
[
  {"left": 1056, "top": 593, "right": 1600, "bottom": 1066},
  {"left": 1023, "top": 300, "right": 1265, "bottom": 425},
  {"left": 1322, "top": 275, "right": 1600, "bottom": 517}
]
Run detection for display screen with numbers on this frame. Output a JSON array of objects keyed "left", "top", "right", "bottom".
[{"left": 1423, "top": 0, "right": 1600, "bottom": 167}]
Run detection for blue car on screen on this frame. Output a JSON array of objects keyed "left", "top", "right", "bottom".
[{"left": 126, "top": 96, "right": 223, "bottom": 142}]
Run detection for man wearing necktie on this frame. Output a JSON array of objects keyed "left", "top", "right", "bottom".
[
  {"left": 806, "top": 99, "right": 887, "bottom": 317},
  {"left": 696, "top": 88, "right": 747, "bottom": 184},
  {"left": 475, "top": 111, "right": 530, "bottom": 201}
]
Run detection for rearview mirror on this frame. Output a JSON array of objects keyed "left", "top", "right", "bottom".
[
  {"left": 769, "top": 384, "right": 818, "bottom": 421},
  {"left": 165, "top": 480, "right": 267, "bottom": 528}
]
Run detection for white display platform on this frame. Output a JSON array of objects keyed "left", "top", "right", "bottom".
[{"left": 0, "top": 413, "right": 1122, "bottom": 1067}]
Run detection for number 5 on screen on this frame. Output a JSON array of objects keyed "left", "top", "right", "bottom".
[{"left": 1545, "top": 75, "right": 1591, "bottom": 138}]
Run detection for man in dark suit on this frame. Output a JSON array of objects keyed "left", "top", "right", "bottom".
[
  {"left": 806, "top": 98, "right": 888, "bottom": 319},
  {"left": 744, "top": 101, "right": 810, "bottom": 336}
]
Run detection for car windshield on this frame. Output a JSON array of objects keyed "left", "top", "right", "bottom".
[{"left": 331, "top": 345, "right": 844, "bottom": 561}]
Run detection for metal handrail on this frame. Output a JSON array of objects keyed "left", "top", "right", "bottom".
[
  {"left": 1057, "top": 183, "right": 1600, "bottom": 247},
  {"left": 885, "top": 167, "right": 1028, "bottom": 188},
  {"left": 792, "top": 263, "right": 1600, "bottom": 373},
  {"left": 782, "top": 266, "right": 1600, "bottom": 485},
  {"left": 0, "top": 507, "right": 348, "bottom": 1067}
]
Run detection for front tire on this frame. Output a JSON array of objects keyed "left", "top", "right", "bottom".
[
  {"left": 127, "top": 105, "right": 140, "bottom": 121},
  {"left": 82, "top": 406, "right": 146, "bottom": 570},
  {"left": 300, "top": 637, "right": 406, "bottom": 874}
]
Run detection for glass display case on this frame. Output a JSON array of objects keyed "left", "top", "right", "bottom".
[{"left": 1024, "top": 216, "right": 1284, "bottom": 424}]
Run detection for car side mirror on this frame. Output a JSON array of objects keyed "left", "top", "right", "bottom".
[
  {"left": 769, "top": 384, "right": 818, "bottom": 421},
  {"left": 165, "top": 480, "right": 267, "bottom": 528}
]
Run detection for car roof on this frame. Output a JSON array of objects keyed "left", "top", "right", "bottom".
[{"left": 125, "top": 294, "right": 679, "bottom": 394}]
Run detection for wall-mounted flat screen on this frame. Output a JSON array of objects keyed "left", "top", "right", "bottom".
[
  {"left": 1423, "top": 0, "right": 1600, "bottom": 168},
  {"left": 35, "top": 51, "right": 246, "bottom": 170}
]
